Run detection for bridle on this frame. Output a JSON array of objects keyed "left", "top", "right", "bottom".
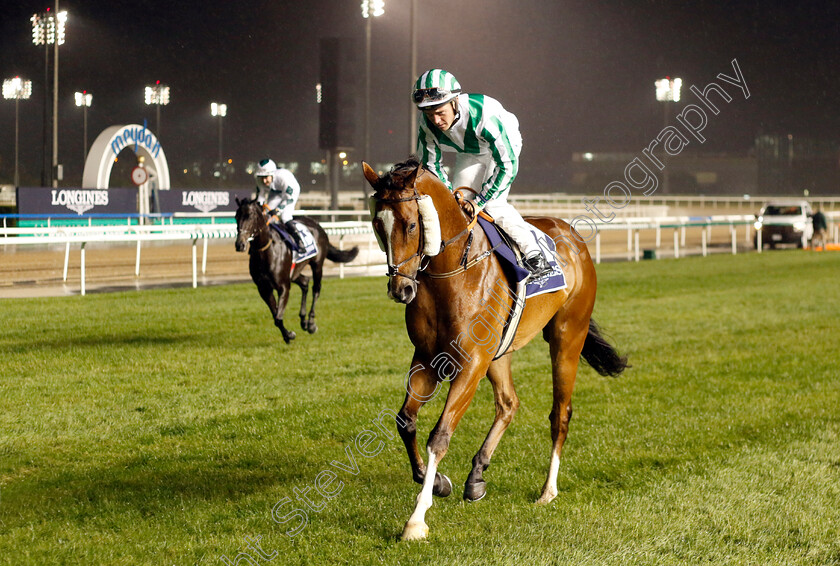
[
  {"left": 237, "top": 202, "right": 272, "bottom": 253},
  {"left": 372, "top": 184, "right": 428, "bottom": 283},
  {"left": 372, "top": 173, "right": 479, "bottom": 283}
]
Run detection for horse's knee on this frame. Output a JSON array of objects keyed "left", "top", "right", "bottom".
[{"left": 397, "top": 411, "right": 417, "bottom": 440}]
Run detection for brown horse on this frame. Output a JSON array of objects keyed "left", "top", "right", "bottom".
[
  {"left": 234, "top": 197, "right": 359, "bottom": 343},
  {"left": 363, "top": 158, "right": 628, "bottom": 541}
]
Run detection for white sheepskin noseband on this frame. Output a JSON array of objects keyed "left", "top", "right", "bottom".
[{"left": 417, "top": 195, "right": 442, "bottom": 256}]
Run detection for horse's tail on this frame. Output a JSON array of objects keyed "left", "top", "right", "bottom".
[
  {"left": 326, "top": 244, "right": 359, "bottom": 263},
  {"left": 580, "top": 318, "right": 629, "bottom": 377}
]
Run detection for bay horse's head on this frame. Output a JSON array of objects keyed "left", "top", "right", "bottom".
[
  {"left": 234, "top": 197, "right": 266, "bottom": 252},
  {"left": 363, "top": 158, "right": 443, "bottom": 304}
]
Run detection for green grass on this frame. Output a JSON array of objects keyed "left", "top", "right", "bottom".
[{"left": 1, "top": 250, "right": 839, "bottom": 565}]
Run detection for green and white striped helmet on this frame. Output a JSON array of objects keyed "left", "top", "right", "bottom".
[{"left": 412, "top": 69, "right": 462, "bottom": 108}]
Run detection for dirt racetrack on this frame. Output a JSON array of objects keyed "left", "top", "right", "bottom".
[
  {"left": 0, "top": 234, "right": 387, "bottom": 298},
  {"left": 1, "top": 221, "right": 766, "bottom": 299}
]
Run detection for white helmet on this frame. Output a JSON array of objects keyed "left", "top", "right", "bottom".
[{"left": 255, "top": 158, "right": 277, "bottom": 177}]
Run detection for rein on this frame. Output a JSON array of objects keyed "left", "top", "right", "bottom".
[{"left": 424, "top": 242, "right": 499, "bottom": 279}]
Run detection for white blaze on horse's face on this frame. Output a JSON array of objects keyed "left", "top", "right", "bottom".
[
  {"left": 375, "top": 205, "right": 420, "bottom": 304},
  {"left": 375, "top": 209, "right": 396, "bottom": 265}
]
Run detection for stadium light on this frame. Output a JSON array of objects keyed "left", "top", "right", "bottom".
[
  {"left": 75, "top": 91, "right": 92, "bottom": 162},
  {"left": 144, "top": 82, "right": 169, "bottom": 215},
  {"left": 655, "top": 76, "right": 682, "bottom": 194},
  {"left": 654, "top": 77, "right": 682, "bottom": 195},
  {"left": 211, "top": 102, "right": 227, "bottom": 184},
  {"left": 3, "top": 77, "right": 33, "bottom": 187},
  {"left": 144, "top": 82, "right": 170, "bottom": 140},
  {"left": 655, "top": 77, "right": 682, "bottom": 102},
  {"left": 361, "top": 0, "right": 385, "bottom": 194},
  {"left": 361, "top": 0, "right": 385, "bottom": 18},
  {"left": 30, "top": 10, "right": 67, "bottom": 46},
  {"left": 31, "top": 8, "right": 68, "bottom": 187}
]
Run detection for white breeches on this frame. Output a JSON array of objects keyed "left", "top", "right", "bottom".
[{"left": 278, "top": 206, "right": 295, "bottom": 224}]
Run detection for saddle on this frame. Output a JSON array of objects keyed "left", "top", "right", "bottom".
[
  {"left": 454, "top": 189, "right": 567, "bottom": 358},
  {"left": 269, "top": 221, "right": 318, "bottom": 263}
]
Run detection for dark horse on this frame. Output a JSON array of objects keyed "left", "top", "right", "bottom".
[
  {"left": 363, "top": 159, "right": 628, "bottom": 540},
  {"left": 234, "top": 197, "right": 359, "bottom": 343}
]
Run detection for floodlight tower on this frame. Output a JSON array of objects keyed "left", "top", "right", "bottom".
[
  {"left": 408, "top": 0, "right": 417, "bottom": 155},
  {"left": 211, "top": 102, "right": 227, "bottom": 185},
  {"left": 143, "top": 82, "right": 169, "bottom": 215},
  {"left": 31, "top": 6, "right": 67, "bottom": 187},
  {"left": 144, "top": 81, "right": 170, "bottom": 140},
  {"left": 361, "top": 0, "right": 385, "bottom": 167},
  {"left": 74, "top": 91, "right": 92, "bottom": 162},
  {"left": 655, "top": 76, "right": 682, "bottom": 194},
  {"left": 3, "top": 77, "right": 33, "bottom": 187}
]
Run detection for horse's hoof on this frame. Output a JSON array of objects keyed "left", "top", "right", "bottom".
[
  {"left": 535, "top": 490, "right": 557, "bottom": 505},
  {"left": 307, "top": 322, "right": 318, "bottom": 334},
  {"left": 401, "top": 521, "right": 429, "bottom": 541},
  {"left": 463, "top": 480, "right": 486, "bottom": 502},
  {"left": 433, "top": 473, "right": 452, "bottom": 498},
  {"left": 283, "top": 331, "right": 296, "bottom": 344}
]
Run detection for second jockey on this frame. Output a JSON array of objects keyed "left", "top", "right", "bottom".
[{"left": 254, "top": 158, "right": 304, "bottom": 250}]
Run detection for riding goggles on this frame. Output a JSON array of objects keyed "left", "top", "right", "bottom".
[{"left": 412, "top": 87, "right": 456, "bottom": 105}]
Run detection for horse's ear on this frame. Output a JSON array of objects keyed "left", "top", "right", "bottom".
[
  {"left": 362, "top": 162, "right": 380, "bottom": 186},
  {"left": 235, "top": 196, "right": 241, "bottom": 206},
  {"left": 404, "top": 165, "right": 419, "bottom": 188}
]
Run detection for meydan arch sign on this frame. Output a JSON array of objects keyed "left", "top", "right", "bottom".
[
  {"left": 17, "top": 123, "right": 251, "bottom": 218},
  {"left": 82, "top": 124, "right": 170, "bottom": 215}
]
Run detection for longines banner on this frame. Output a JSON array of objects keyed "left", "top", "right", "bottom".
[
  {"left": 17, "top": 188, "right": 253, "bottom": 216},
  {"left": 158, "top": 189, "right": 252, "bottom": 214},
  {"left": 17, "top": 187, "right": 137, "bottom": 215}
]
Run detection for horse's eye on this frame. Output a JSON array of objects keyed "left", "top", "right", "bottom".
[{"left": 408, "top": 223, "right": 417, "bottom": 233}]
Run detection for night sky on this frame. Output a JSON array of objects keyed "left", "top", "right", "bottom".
[{"left": 0, "top": 0, "right": 838, "bottom": 188}]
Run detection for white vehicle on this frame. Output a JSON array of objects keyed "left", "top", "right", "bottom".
[{"left": 754, "top": 200, "right": 814, "bottom": 249}]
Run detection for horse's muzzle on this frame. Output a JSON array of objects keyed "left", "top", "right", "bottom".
[
  {"left": 235, "top": 240, "right": 247, "bottom": 252},
  {"left": 388, "top": 279, "right": 417, "bottom": 304}
]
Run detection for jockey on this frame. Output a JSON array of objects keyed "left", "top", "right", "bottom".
[
  {"left": 254, "top": 158, "right": 304, "bottom": 249},
  {"left": 413, "top": 69, "right": 552, "bottom": 279}
]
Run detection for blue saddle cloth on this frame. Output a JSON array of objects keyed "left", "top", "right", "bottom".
[
  {"left": 476, "top": 216, "right": 567, "bottom": 298},
  {"left": 269, "top": 222, "right": 318, "bottom": 263}
]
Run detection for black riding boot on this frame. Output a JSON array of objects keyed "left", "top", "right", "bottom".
[
  {"left": 285, "top": 219, "right": 304, "bottom": 251},
  {"left": 524, "top": 252, "right": 552, "bottom": 279}
]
